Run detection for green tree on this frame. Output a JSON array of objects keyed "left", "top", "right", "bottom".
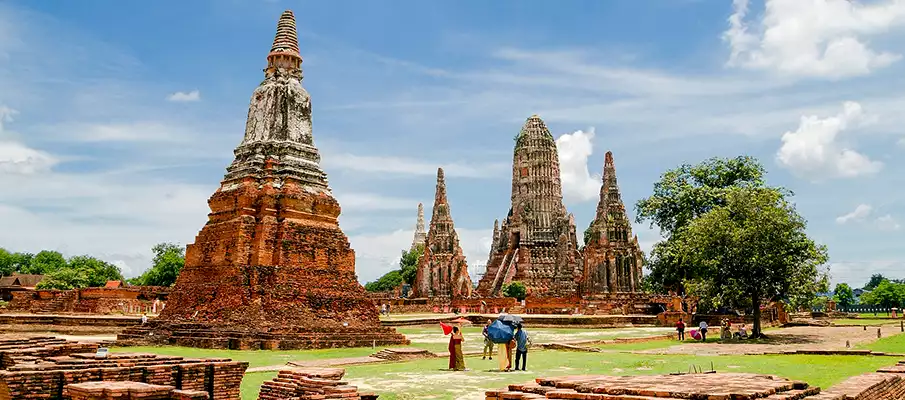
[
  {"left": 0, "top": 248, "right": 14, "bottom": 277},
  {"left": 864, "top": 274, "right": 887, "bottom": 291},
  {"left": 502, "top": 281, "right": 527, "bottom": 301},
  {"left": 364, "top": 270, "right": 404, "bottom": 292},
  {"left": 860, "top": 280, "right": 905, "bottom": 308},
  {"left": 66, "top": 255, "right": 123, "bottom": 287},
  {"left": 833, "top": 283, "right": 856, "bottom": 308},
  {"left": 134, "top": 243, "right": 185, "bottom": 287},
  {"left": 37, "top": 268, "right": 91, "bottom": 290},
  {"left": 674, "top": 187, "right": 828, "bottom": 337},
  {"left": 399, "top": 244, "right": 424, "bottom": 285},
  {"left": 21, "top": 250, "right": 66, "bottom": 275},
  {"left": 635, "top": 156, "right": 775, "bottom": 293},
  {"left": 363, "top": 244, "right": 424, "bottom": 292}
]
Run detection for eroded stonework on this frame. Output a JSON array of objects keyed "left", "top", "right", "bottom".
[
  {"left": 581, "top": 151, "right": 644, "bottom": 295},
  {"left": 118, "top": 10, "right": 406, "bottom": 350},
  {"left": 477, "top": 115, "right": 581, "bottom": 297},
  {"left": 410, "top": 203, "right": 426, "bottom": 251},
  {"left": 413, "top": 169, "right": 473, "bottom": 299}
]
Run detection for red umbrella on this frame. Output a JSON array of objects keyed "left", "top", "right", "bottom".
[
  {"left": 450, "top": 317, "right": 471, "bottom": 324},
  {"left": 440, "top": 322, "right": 453, "bottom": 335}
]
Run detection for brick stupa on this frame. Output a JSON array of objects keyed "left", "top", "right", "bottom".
[
  {"left": 412, "top": 168, "right": 473, "bottom": 299},
  {"left": 581, "top": 151, "right": 644, "bottom": 295},
  {"left": 476, "top": 115, "right": 582, "bottom": 297},
  {"left": 118, "top": 10, "right": 408, "bottom": 350}
]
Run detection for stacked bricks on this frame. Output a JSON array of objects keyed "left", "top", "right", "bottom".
[
  {"left": 257, "top": 367, "right": 377, "bottom": 400},
  {"left": 0, "top": 337, "right": 98, "bottom": 369},
  {"left": 0, "top": 351, "right": 247, "bottom": 400},
  {"left": 66, "top": 381, "right": 209, "bottom": 400}
]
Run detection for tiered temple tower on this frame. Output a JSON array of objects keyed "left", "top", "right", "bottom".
[
  {"left": 410, "top": 203, "right": 427, "bottom": 250},
  {"left": 581, "top": 151, "right": 644, "bottom": 294},
  {"left": 476, "top": 115, "right": 582, "bottom": 297},
  {"left": 118, "top": 10, "right": 408, "bottom": 349},
  {"left": 413, "top": 168, "right": 473, "bottom": 299}
]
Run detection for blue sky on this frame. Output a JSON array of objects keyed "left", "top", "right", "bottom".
[{"left": 0, "top": 0, "right": 903, "bottom": 288}]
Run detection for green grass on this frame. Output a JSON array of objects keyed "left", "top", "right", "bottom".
[
  {"left": 860, "top": 329, "right": 905, "bottom": 353},
  {"left": 833, "top": 318, "right": 902, "bottom": 326},
  {"left": 110, "top": 346, "right": 378, "bottom": 369}
]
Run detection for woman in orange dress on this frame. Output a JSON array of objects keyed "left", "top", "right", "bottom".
[{"left": 448, "top": 326, "right": 465, "bottom": 370}]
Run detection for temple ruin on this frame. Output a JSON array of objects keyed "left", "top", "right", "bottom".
[
  {"left": 412, "top": 168, "right": 473, "bottom": 299},
  {"left": 476, "top": 115, "right": 582, "bottom": 297},
  {"left": 410, "top": 203, "right": 426, "bottom": 251},
  {"left": 118, "top": 10, "right": 407, "bottom": 350},
  {"left": 581, "top": 151, "right": 644, "bottom": 295}
]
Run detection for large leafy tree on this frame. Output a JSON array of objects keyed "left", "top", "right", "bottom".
[
  {"left": 860, "top": 280, "right": 905, "bottom": 308},
  {"left": 364, "top": 244, "right": 424, "bottom": 292},
  {"left": 21, "top": 250, "right": 67, "bottom": 275},
  {"left": 133, "top": 243, "right": 185, "bottom": 287},
  {"left": 634, "top": 156, "right": 775, "bottom": 293},
  {"left": 833, "top": 283, "right": 856, "bottom": 308},
  {"left": 35, "top": 255, "right": 123, "bottom": 290},
  {"left": 675, "top": 187, "right": 828, "bottom": 337},
  {"left": 864, "top": 274, "right": 887, "bottom": 291}
]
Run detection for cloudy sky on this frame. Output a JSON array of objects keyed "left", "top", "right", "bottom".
[{"left": 1, "top": 0, "right": 903, "bottom": 288}]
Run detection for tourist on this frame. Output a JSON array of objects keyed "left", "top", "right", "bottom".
[
  {"left": 506, "top": 337, "right": 516, "bottom": 371},
  {"left": 141, "top": 313, "right": 148, "bottom": 325},
  {"left": 380, "top": 304, "right": 387, "bottom": 316},
  {"left": 497, "top": 338, "right": 508, "bottom": 370},
  {"left": 482, "top": 320, "right": 494, "bottom": 360},
  {"left": 448, "top": 326, "right": 465, "bottom": 371},
  {"left": 386, "top": 303, "right": 391, "bottom": 315},
  {"left": 675, "top": 318, "right": 685, "bottom": 341},
  {"left": 514, "top": 327, "right": 530, "bottom": 371},
  {"left": 735, "top": 324, "right": 749, "bottom": 340},
  {"left": 699, "top": 320, "right": 709, "bottom": 342}
]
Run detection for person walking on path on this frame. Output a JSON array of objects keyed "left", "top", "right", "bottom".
[
  {"left": 514, "top": 327, "right": 531, "bottom": 371},
  {"left": 675, "top": 318, "right": 685, "bottom": 341},
  {"left": 505, "top": 337, "right": 516, "bottom": 371},
  {"left": 482, "top": 320, "right": 494, "bottom": 360},
  {"left": 699, "top": 320, "right": 709, "bottom": 342},
  {"left": 448, "top": 326, "right": 465, "bottom": 371}
]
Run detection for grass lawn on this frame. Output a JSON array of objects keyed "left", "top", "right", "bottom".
[
  {"left": 860, "top": 330, "right": 905, "bottom": 353},
  {"left": 833, "top": 318, "right": 903, "bottom": 326}
]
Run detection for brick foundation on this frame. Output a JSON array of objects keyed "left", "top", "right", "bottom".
[
  {"left": 0, "top": 349, "right": 247, "bottom": 400},
  {"left": 257, "top": 367, "right": 377, "bottom": 400}
]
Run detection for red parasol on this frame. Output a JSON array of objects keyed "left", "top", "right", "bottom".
[
  {"left": 450, "top": 317, "right": 471, "bottom": 324},
  {"left": 440, "top": 322, "right": 453, "bottom": 335}
]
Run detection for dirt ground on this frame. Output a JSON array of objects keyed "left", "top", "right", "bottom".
[{"left": 635, "top": 325, "right": 904, "bottom": 356}]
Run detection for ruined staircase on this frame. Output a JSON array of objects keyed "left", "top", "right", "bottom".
[{"left": 35, "top": 291, "right": 75, "bottom": 314}]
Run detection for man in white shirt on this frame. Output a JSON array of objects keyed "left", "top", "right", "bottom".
[{"left": 699, "top": 320, "right": 709, "bottom": 342}]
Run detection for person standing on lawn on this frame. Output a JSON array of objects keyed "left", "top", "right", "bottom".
[
  {"left": 482, "top": 320, "right": 494, "bottom": 360},
  {"left": 514, "top": 327, "right": 530, "bottom": 371},
  {"left": 675, "top": 318, "right": 685, "bottom": 341},
  {"left": 699, "top": 320, "right": 709, "bottom": 342},
  {"left": 448, "top": 326, "right": 465, "bottom": 371}
]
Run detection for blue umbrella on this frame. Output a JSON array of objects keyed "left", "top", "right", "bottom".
[
  {"left": 498, "top": 313, "right": 524, "bottom": 327},
  {"left": 485, "top": 320, "right": 514, "bottom": 344}
]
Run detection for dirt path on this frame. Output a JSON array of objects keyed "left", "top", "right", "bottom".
[{"left": 635, "top": 325, "right": 903, "bottom": 356}]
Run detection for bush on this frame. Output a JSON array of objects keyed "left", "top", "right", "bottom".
[{"left": 502, "top": 281, "right": 527, "bottom": 301}]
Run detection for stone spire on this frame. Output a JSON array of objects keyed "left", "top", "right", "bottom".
[
  {"left": 224, "top": 9, "right": 328, "bottom": 194},
  {"left": 581, "top": 151, "right": 643, "bottom": 294},
  {"left": 413, "top": 167, "right": 472, "bottom": 298},
  {"left": 509, "top": 114, "right": 567, "bottom": 243},
  {"left": 411, "top": 203, "right": 427, "bottom": 250}
]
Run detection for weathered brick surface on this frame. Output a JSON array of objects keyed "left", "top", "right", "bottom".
[
  {"left": 0, "top": 351, "right": 247, "bottom": 400},
  {"left": 413, "top": 168, "right": 472, "bottom": 299},
  {"left": 66, "top": 381, "right": 210, "bottom": 400},
  {"left": 9, "top": 287, "right": 168, "bottom": 315},
  {"left": 118, "top": 10, "right": 406, "bottom": 350}
]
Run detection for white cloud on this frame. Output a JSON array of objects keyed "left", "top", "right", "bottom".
[
  {"left": 829, "top": 259, "right": 905, "bottom": 286},
  {"left": 776, "top": 101, "right": 882, "bottom": 180},
  {"left": 0, "top": 105, "right": 18, "bottom": 132},
  {"left": 898, "top": 137, "right": 905, "bottom": 148},
  {"left": 724, "top": 0, "right": 905, "bottom": 79},
  {"left": 876, "top": 214, "right": 901, "bottom": 231},
  {"left": 348, "top": 227, "right": 493, "bottom": 283},
  {"left": 0, "top": 141, "right": 57, "bottom": 174},
  {"left": 166, "top": 90, "right": 201, "bottom": 102},
  {"left": 322, "top": 153, "right": 508, "bottom": 179},
  {"left": 836, "top": 203, "right": 873, "bottom": 224},
  {"left": 555, "top": 128, "right": 600, "bottom": 204},
  {"left": 334, "top": 192, "right": 421, "bottom": 211},
  {"left": 53, "top": 121, "right": 195, "bottom": 143}
]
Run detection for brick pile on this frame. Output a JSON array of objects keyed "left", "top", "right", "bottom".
[
  {"left": 66, "top": 381, "right": 209, "bottom": 400},
  {"left": 0, "top": 352, "right": 247, "bottom": 400},
  {"left": 257, "top": 368, "right": 378, "bottom": 400},
  {"left": 485, "top": 373, "right": 819, "bottom": 399},
  {"left": 0, "top": 337, "right": 98, "bottom": 369}
]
